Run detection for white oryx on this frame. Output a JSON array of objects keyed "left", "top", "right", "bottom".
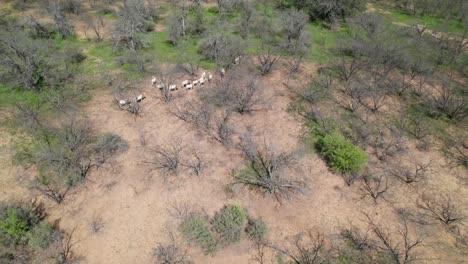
[
  {"left": 136, "top": 93, "right": 146, "bottom": 103},
  {"left": 182, "top": 80, "right": 190, "bottom": 87}
]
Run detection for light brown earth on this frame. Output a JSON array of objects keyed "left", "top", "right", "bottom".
[
  {"left": 0, "top": 2, "right": 467, "bottom": 263},
  {"left": 1, "top": 59, "right": 466, "bottom": 263}
]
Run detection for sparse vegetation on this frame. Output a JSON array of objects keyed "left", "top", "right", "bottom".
[{"left": 0, "top": 0, "right": 466, "bottom": 263}]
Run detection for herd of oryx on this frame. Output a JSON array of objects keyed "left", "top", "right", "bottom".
[
  {"left": 115, "top": 56, "right": 241, "bottom": 110},
  {"left": 151, "top": 71, "right": 214, "bottom": 91},
  {"left": 115, "top": 70, "right": 217, "bottom": 109}
]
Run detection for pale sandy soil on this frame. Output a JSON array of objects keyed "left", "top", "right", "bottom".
[
  {"left": 0, "top": 62, "right": 454, "bottom": 263},
  {"left": 0, "top": 3, "right": 467, "bottom": 263}
]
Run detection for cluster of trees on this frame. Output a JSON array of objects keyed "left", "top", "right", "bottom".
[
  {"left": 380, "top": 0, "right": 467, "bottom": 19},
  {"left": 276, "top": 0, "right": 367, "bottom": 25},
  {"left": 13, "top": 107, "right": 128, "bottom": 203},
  {"left": 0, "top": 202, "right": 78, "bottom": 263}
]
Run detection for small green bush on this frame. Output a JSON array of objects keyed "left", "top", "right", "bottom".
[
  {"left": 316, "top": 133, "right": 367, "bottom": 174},
  {"left": 27, "top": 221, "right": 61, "bottom": 250},
  {"left": 245, "top": 217, "right": 267, "bottom": 242},
  {"left": 0, "top": 206, "right": 39, "bottom": 245},
  {"left": 180, "top": 213, "right": 216, "bottom": 255},
  {"left": 211, "top": 205, "right": 246, "bottom": 245},
  {"left": 64, "top": 46, "right": 87, "bottom": 64}
]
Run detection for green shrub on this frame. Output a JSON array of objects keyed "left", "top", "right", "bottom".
[
  {"left": 211, "top": 205, "right": 246, "bottom": 245},
  {"left": 64, "top": 46, "right": 87, "bottom": 64},
  {"left": 245, "top": 217, "right": 267, "bottom": 242},
  {"left": 0, "top": 205, "right": 40, "bottom": 245},
  {"left": 316, "top": 133, "right": 367, "bottom": 174},
  {"left": 27, "top": 221, "right": 61, "bottom": 250},
  {"left": 180, "top": 213, "right": 216, "bottom": 255}
]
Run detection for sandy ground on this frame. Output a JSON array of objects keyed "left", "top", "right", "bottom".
[
  {"left": 0, "top": 62, "right": 450, "bottom": 263},
  {"left": 0, "top": 2, "right": 467, "bottom": 263},
  {"left": 46, "top": 67, "right": 372, "bottom": 263}
]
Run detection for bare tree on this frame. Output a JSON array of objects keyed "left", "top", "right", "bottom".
[
  {"left": 158, "top": 74, "right": 177, "bottom": 103},
  {"left": 360, "top": 172, "right": 391, "bottom": 203},
  {"left": 169, "top": 101, "right": 234, "bottom": 145},
  {"left": 425, "top": 75, "right": 467, "bottom": 123},
  {"left": 154, "top": 233, "right": 193, "bottom": 264},
  {"left": 332, "top": 54, "right": 366, "bottom": 83},
  {"left": 388, "top": 161, "right": 430, "bottom": 184},
  {"left": 144, "top": 139, "right": 184, "bottom": 176},
  {"left": 442, "top": 133, "right": 467, "bottom": 169},
  {"left": 30, "top": 120, "right": 127, "bottom": 203},
  {"left": 208, "top": 110, "right": 234, "bottom": 145},
  {"left": 417, "top": 193, "right": 466, "bottom": 225},
  {"left": 274, "top": 230, "right": 330, "bottom": 264},
  {"left": 365, "top": 213, "right": 424, "bottom": 264},
  {"left": 449, "top": 225, "right": 468, "bottom": 252},
  {"left": 205, "top": 66, "right": 266, "bottom": 114},
  {"left": 85, "top": 14, "right": 106, "bottom": 41},
  {"left": 22, "top": 16, "right": 51, "bottom": 38},
  {"left": 181, "top": 149, "right": 207, "bottom": 176},
  {"left": 0, "top": 28, "right": 50, "bottom": 91},
  {"left": 368, "top": 128, "right": 407, "bottom": 161},
  {"left": 199, "top": 31, "right": 245, "bottom": 68},
  {"left": 232, "top": 133, "right": 304, "bottom": 202},
  {"left": 111, "top": 0, "right": 152, "bottom": 50},
  {"left": 257, "top": 45, "right": 280, "bottom": 75},
  {"left": 250, "top": 241, "right": 268, "bottom": 264},
  {"left": 51, "top": 228, "right": 80, "bottom": 264},
  {"left": 278, "top": 8, "right": 308, "bottom": 50},
  {"left": 176, "top": 42, "right": 200, "bottom": 76},
  {"left": 46, "top": 0, "right": 74, "bottom": 39}
]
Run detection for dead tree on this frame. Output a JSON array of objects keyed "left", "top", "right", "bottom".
[
  {"left": 56, "top": 228, "right": 79, "bottom": 264},
  {"left": 250, "top": 241, "right": 268, "bottom": 264},
  {"left": 449, "top": 226, "right": 468, "bottom": 252},
  {"left": 417, "top": 193, "right": 466, "bottom": 225},
  {"left": 158, "top": 74, "right": 177, "bottom": 103},
  {"left": 144, "top": 139, "right": 184, "bottom": 176},
  {"left": 46, "top": 0, "right": 74, "bottom": 39},
  {"left": 388, "top": 161, "right": 430, "bottom": 184},
  {"left": 360, "top": 172, "right": 391, "bottom": 203},
  {"left": 232, "top": 133, "right": 304, "bottom": 203},
  {"left": 442, "top": 133, "right": 467, "bottom": 169},
  {"left": 369, "top": 129, "right": 407, "bottom": 161},
  {"left": 273, "top": 230, "right": 330, "bottom": 264},
  {"left": 332, "top": 55, "right": 366, "bottom": 82},
  {"left": 365, "top": 213, "right": 424, "bottom": 264},
  {"left": 169, "top": 102, "right": 234, "bottom": 145},
  {"left": 257, "top": 46, "right": 280, "bottom": 75},
  {"left": 154, "top": 233, "right": 193, "bottom": 264},
  {"left": 208, "top": 110, "right": 234, "bottom": 145},
  {"left": 181, "top": 149, "right": 207, "bottom": 176},
  {"left": 426, "top": 75, "right": 467, "bottom": 123},
  {"left": 85, "top": 14, "right": 105, "bottom": 41},
  {"left": 340, "top": 81, "right": 366, "bottom": 112}
]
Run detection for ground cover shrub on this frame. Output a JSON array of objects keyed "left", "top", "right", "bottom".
[
  {"left": 245, "top": 217, "right": 267, "bottom": 242},
  {"left": 211, "top": 204, "right": 246, "bottom": 245},
  {"left": 180, "top": 213, "right": 216, "bottom": 255},
  {"left": 315, "top": 133, "right": 366, "bottom": 174}
]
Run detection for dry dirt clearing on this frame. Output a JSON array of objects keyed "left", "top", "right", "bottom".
[
  {"left": 48, "top": 67, "right": 373, "bottom": 264},
  {"left": 1, "top": 63, "right": 465, "bottom": 263}
]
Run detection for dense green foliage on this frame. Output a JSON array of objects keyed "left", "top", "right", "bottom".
[
  {"left": 212, "top": 204, "right": 247, "bottom": 244},
  {"left": 316, "top": 133, "right": 367, "bottom": 174},
  {"left": 180, "top": 213, "right": 217, "bottom": 255}
]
